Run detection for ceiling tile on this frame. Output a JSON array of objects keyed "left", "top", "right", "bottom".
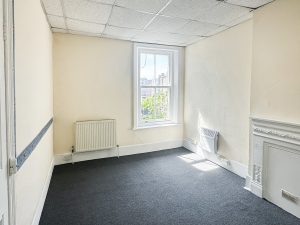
[
  {"left": 48, "top": 15, "right": 66, "bottom": 29},
  {"left": 115, "top": 0, "right": 169, "bottom": 13},
  {"left": 175, "top": 21, "right": 220, "bottom": 36},
  {"left": 90, "top": 0, "right": 115, "bottom": 4},
  {"left": 132, "top": 32, "right": 195, "bottom": 46},
  {"left": 131, "top": 32, "right": 160, "bottom": 43},
  {"left": 69, "top": 30, "right": 100, "bottom": 37},
  {"left": 226, "top": 12, "right": 253, "bottom": 27},
  {"left": 171, "top": 35, "right": 203, "bottom": 45},
  {"left": 156, "top": 41, "right": 185, "bottom": 46},
  {"left": 181, "top": 36, "right": 206, "bottom": 46},
  {"left": 132, "top": 31, "right": 162, "bottom": 41},
  {"left": 52, "top": 28, "right": 68, "bottom": 33},
  {"left": 103, "top": 26, "right": 141, "bottom": 38},
  {"left": 195, "top": 2, "right": 251, "bottom": 25},
  {"left": 157, "top": 33, "right": 202, "bottom": 46},
  {"left": 67, "top": 19, "right": 105, "bottom": 34},
  {"left": 205, "top": 25, "right": 229, "bottom": 36},
  {"left": 64, "top": 0, "right": 112, "bottom": 23},
  {"left": 102, "top": 35, "right": 132, "bottom": 42},
  {"left": 146, "top": 16, "right": 189, "bottom": 33},
  {"left": 42, "top": 0, "right": 63, "bottom": 16},
  {"left": 109, "top": 6, "right": 154, "bottom": 29},
  {"left": 132, "top": 37, "right": 184, "bottom": 47},
  {"left": 45, "top": 0, "right": 258, "bottom": 45},
  {"left": 161, "top": 0, "right": 219, "bottom": 20},
  {"left": 133, "top": 31, "right": 200, "bottom": 44},
  {"left": 225, "top": 0, "right": 274, "bottom": 8}
]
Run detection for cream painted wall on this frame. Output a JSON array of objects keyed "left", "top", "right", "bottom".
[
  {"left": 15, "top": 130, "right": 53, "bottom": 225},
  {"left": 184, "top": 20, "right": 253, "bottom": 165},
  {"left": 15, "top": 0, "right": 53, "bottom": 224},
  {"left": 250, "top": 0, "right": 300, "bottom": 124},
  {"left": 53, "top": 34, "right": 183, "bottom": 155}
]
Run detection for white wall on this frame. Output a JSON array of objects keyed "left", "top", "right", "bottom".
[
  {"left": 53, "top": 33, "right": 183, "bottom": 155},
  {"left": 250, "top": 0, "right": 300, "bottom": 124},
  {"left": 184, "top": 20, "right": 253, "bottom": 165},
  {"left": 14, "top": 0, "right": 53, "bottom": 224}
]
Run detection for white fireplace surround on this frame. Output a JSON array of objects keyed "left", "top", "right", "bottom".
[{"left": 246, "top": 117, "right": 300, "bottom": 218}]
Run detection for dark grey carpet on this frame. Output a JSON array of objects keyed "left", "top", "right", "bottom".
[{"left": 40, "top": 148, "right": 300, "bottom": 225}]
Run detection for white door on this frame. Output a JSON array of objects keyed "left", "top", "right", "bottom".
[{"left": 0, "top": 0, "right": 9, "bottom": 224}]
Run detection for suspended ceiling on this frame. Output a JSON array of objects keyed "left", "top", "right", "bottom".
[{"left": 41, "top": 0, "right": 274, "bottom": 46}]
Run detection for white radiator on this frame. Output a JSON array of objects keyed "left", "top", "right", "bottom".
[{"left": 75, "top": 119, "right": 116, "bottom": 152}]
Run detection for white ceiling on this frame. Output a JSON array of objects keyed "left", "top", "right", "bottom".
[{"left": 42, "top": 0, "right": 274, "bottom": 46}]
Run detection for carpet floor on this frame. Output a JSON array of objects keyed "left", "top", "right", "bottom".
[{"left": 40, "top": 148, "right": 300, "bottom": 225}]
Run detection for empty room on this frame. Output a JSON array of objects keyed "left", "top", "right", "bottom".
[{"left": 0, "top": 0, "right": 300, "bottom": 225}]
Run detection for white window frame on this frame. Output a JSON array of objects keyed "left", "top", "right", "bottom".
[{"left": 133, "top": 43, "right": 181, "bottom": 129}]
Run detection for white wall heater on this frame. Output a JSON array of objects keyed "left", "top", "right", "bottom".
[
  {"left": 75, "top": 119, "right": 116, "bottom": 152},
  {"left": 199, "top": 127, "right": 219, "bottom": 154}
]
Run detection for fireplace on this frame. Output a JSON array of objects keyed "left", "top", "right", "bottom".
[{"left": 246, "top": 117, "right": 300, "bottom": 218}]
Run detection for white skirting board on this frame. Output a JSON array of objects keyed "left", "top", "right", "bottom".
[
  {"left": 55, "top": 140, "right": 183, "bottom": 165},
  {"left": 183, "top": 138, "right": 248, "bottom": 178},
  {"left": 55, "top": 139, "right": 248, "bottom": 179},
  {"left": 31, "top": 158, "right": 54, "bottom": 225}
]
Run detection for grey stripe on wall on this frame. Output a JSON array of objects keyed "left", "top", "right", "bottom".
[{"left": 17, "top": 118, "right": 53, "bottom": 170}]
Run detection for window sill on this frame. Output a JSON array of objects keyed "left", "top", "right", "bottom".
[{"left": 133, "top": 123, "right": 182, "bottom": 130}]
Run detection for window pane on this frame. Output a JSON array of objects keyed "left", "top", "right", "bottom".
[
  {"left": 140, "top": 53, "right": 155, "bottom": 86},
  {"left": 155, "top": 55, "right": 170, "bottom": 86},
  {"left": 155, "top": 88, "right": 170, "bottom": 120},
  {"left": 140, "top": 88, "right": 170, "bottom": 122},
  {"left": 141, "top": 88, "right": 155, "bottom": 121}
]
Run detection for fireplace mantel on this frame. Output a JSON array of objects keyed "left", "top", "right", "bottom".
[
  {"left": 251, "top": 117, "right": 300, "bottom": 146},
  {"left": 246, "top": 117, "right": 300, "bottom": 218}
]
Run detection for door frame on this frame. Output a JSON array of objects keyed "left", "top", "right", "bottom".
[{"left": 3, "top": 0, "right": 16, "bottom": 224}]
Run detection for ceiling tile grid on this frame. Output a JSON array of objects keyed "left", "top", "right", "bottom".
[
  {"left": 103, "top": 26, "right": 141, "bottom": 38},
  {"left": 205, "top": 25, "right": 229, "bottom": 37},
  {"left": 132, "top": 31, "right": 200, "bottom": 46},
  {"left": 63, "top": 0, "right": 112, "bottom": 24},
  {"left": 160, "top": 0, "right": 220, "bottom": 20},
  {"left": 108, "top": 6, "right": 154, "bottom": 29},
  {"left": 226, "top": 12, "right": 253, "bottom": 27},
  {"left": 175, "top": 21, "right": 220, "bottom": 36},
  {"left": 146, "top": 16, "right": 189, "bottom": 33},
  {"left": 195, "top": 2, "right": 251, "bottom": 26},
  {"left": 115, "top": 0, "right": 170, "bottom": 14},
  {"left": 41, "top": 0, "right": 275, "bottom": 46},
  {"left": 67, "top": 19, "right": 105, "bottom": 34}
]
